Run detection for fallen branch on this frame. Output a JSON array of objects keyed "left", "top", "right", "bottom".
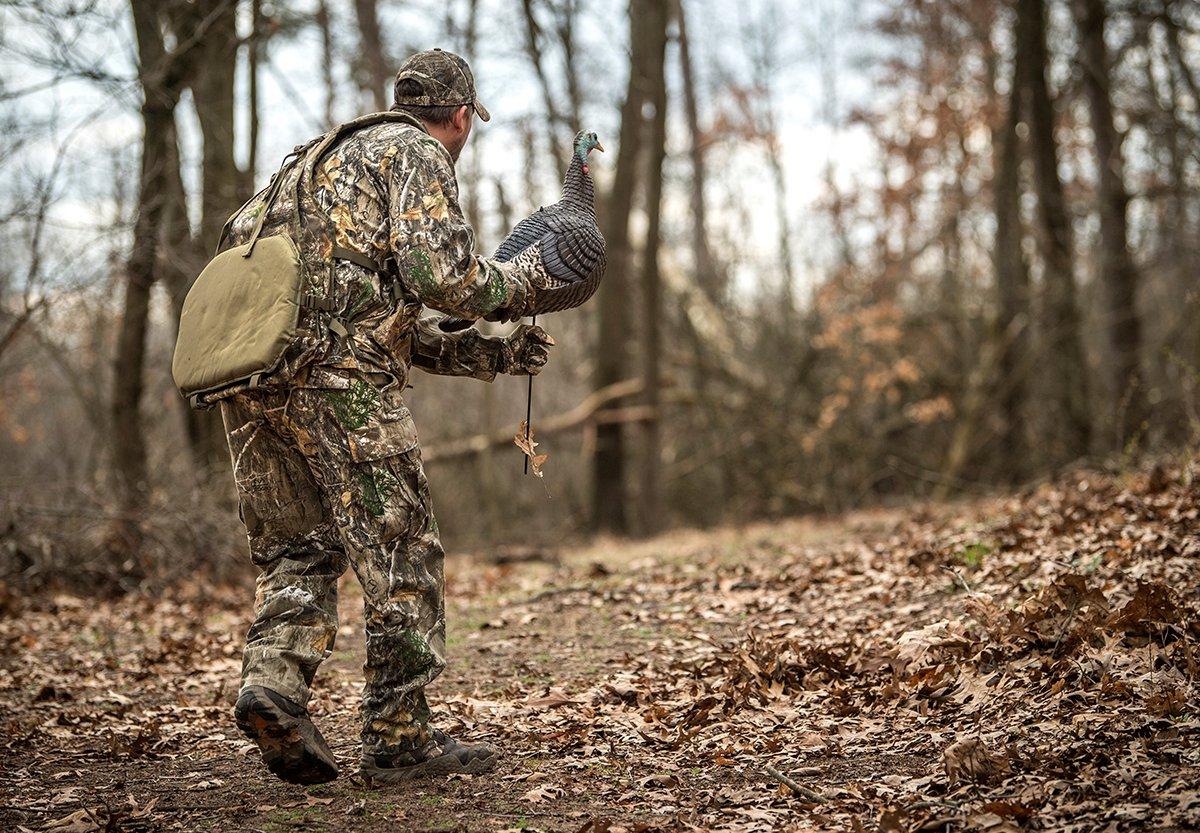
[
  {"left": 593, "top": 405, "right": 657, "bottom": 425},
  {"left": 423, "top": 378, "right": 647, "bottom": 463},
  {"left": 762, "top": 764, "right": 828, "bottom": 804}
]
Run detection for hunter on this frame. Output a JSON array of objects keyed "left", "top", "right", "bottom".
[{"left": 222, "top": 49, "right": 553, "bottom": 784}]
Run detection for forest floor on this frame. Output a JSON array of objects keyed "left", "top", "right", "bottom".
[{"left": 1, "top": 463, "right": 1198, "bottom": 833}]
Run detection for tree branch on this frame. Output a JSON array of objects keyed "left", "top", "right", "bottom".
[{"left": 423, "top": 378, "right": 646, "bottom": 463}]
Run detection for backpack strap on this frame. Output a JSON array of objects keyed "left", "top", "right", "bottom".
[
  {"left": 215, "top": 137, "right": 323, "bottom": 257},
  {"left": 242, "top": 165, "right": 294, "bottom": 259},
  {"left": 301, "top": 111, "right": 426, "bottom": 194},
  {"left": 294, "top": 111, "right": 427, "bottom": 309},
  {"left": 216, "top": 113, "right": 422, "bottom": 331},
  {"left": 214, "top": 189, "right": 263, "bottom": 256},
  {"left": 215, "top": 113, "right": 421, "bottom": 260},
  {"left": 331, "top": 244, "right": 386, "bottom": 273}
]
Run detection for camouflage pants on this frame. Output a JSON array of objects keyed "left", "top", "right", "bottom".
[{"left": 221, "top": 370, "right": 444, "bottom": 756}]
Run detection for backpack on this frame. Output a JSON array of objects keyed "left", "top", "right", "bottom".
[{"left": 171, "top": 111, "right": 424, "bottom": 409}]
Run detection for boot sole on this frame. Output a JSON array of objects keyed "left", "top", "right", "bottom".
[
  {"left": 359, "top": 748, "right": 498, "bottom": 783},
  {"left": 234, "top": 688, "right": 339, "bottom": 785}
]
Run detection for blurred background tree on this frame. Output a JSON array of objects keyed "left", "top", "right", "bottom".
[{"left": 1, "top": 0, "right": 1198, "bottom": 592}]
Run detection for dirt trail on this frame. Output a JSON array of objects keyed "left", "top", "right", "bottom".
[{"left": 2, "top": 467, "right": 1198, "bottom": 832}]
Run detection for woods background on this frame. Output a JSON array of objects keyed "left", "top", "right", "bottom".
[{"left": 2, "top": 0, "right": 1198, "bottom": 593}]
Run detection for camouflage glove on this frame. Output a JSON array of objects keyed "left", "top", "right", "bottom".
[
  {"left": 495, "top": 324, "right": 555, "bottom": 376},
  {"left": 482, "top": 301, "right": 530, "bottom": 325},
  {"left": 482, "top": 278, "right": 536, "bottom": 324}
]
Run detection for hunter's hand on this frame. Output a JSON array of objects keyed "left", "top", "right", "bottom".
[{"left": 499, "top": 324, "right": 555, "bottom": 376}]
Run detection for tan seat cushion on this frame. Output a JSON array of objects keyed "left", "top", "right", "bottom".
[{"left": 172, "top": 234, "right": 303, "bottom": 400}]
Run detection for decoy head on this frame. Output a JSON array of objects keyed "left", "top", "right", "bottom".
[{"left": 574, "top": 131, "right": 604, "bottom": 174}]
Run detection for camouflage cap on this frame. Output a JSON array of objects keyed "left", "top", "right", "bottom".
[{"left": 393, "top": 48, "right": 491, "bottom": 122}]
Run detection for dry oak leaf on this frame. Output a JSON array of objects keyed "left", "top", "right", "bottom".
[
  {"left": 524, "top": 690, "right": 579, "bottom": 709},
  {"left": 514, "top": 420, "right": 548, "bottom": 477},
  {"left": 42, "top": 809, "right": 100, "bottom": 833},
  {"left": 522, "top": 783, "right": 565, "bottom": 803},
  {"left": 1107, "top": 581, "right": 1183, "bottom": 634},
  {"left": 943, "top": 736, "right": 1008, "bottom": 785}
]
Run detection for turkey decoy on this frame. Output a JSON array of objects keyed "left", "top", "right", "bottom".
[{"left": 439, "top": 131, "right": 606, "bottom": 332}]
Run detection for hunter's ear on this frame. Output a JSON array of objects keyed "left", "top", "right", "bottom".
[{"left": 453, "top": 105, "right": 471, "bottom": 132}]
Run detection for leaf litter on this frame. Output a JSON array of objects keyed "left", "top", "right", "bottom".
[{"left": 0, "top": 462, "right": 1197, "bottom": 831}]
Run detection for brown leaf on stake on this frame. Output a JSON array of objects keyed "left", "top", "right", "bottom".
[{"left": 514, "top": 420, "right": 548, "bottom": 477}]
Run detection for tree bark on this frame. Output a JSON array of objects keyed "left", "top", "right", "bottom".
[
  {"left": 1156, "top": 11, "right": 1195, "bottom": 378},
  {"left": 676, "top": 0, "right": 721, "bottom": 302},
  {"left": 457, "top": 0, "right": 483, "bottom": 238},
  {"left": 315, "top": 0, "right": 336, "bottom": 128},
  {"left": 1016, "top": 0, "right": 1092, "bottom": 463},
  {"left": 111, "top": 0, "right": 198, "bottom": 558},
  {"left": 766, "top": 140, "right": 796, "bottom": 313},
  {"left": 161, "top": 115, "right": 224, "bottom": 476},
  {"left": 353, "top": 0, "right": 390, "bottom": 111},
  {"left": 247, "top": 0, "right": 263, "bottom": 177},
  {"left": 1159, "top": 2, "right": 1200, "bottom": 376},
  {"left": 554, "top": 0, "right": 584, "bottom": 132},
  {"left": 193, "top": 0, "right": 241, "bottom": 253},
  {"left": 993, "top": 32, "right": 1031, "bottom": 478},
  {"left": 638, "top": 0, "right": 670, "bottom": 536},
  {"left": 592, "top": 0, "right": 666, "bottom": 533},
  {"left": 1074, "top": 0, "right": 1144, "bottom": 450},
  {"left": 519, "top": 0, "right": 568, "bottom": 172},
  {"left": 185, "top": 0, "right": 242, "bottom": 475}
]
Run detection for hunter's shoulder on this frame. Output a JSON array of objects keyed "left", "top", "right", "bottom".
[{"left": 352, "top": 120, "right": 446, "bottom": 160}]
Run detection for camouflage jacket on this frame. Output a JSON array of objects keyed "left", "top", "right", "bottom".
[{"left": 222, "top": 113, "right": 539, "bottom": 388}]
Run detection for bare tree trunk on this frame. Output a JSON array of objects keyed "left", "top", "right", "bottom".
[
  {"left": 638, "top": 0, "right": 669, "bottom": 536},
  {"left": 939, "top": 128, "right": 970, "bottom": 387},
  {"left": 193, "top": 0, "right": 241, "bottom": 253},
  {"left": 353, "top": 0, "right": 390, "bottom": 111},
  {"left": 518, "top": 0, "right": 563, "bottom": 128},
  {"left": 592, "top": 0, "right": 666, "bottom": 533},
  {"left": 943, "top": 35, "right": 1031, "bottom": 492},
  {"left": 111, "top": 0, "right": 198, "bottom": 561},
  {"left": 766, "top": 141, "right": 796, "bottom": 313},
  {"left": 457, "top": 0, "right": 483, "bottom": 237},
  {"left": 315, "top": 0, "right": 336, "bottom": 128},
  {"left": 494, "top": 177, "right": 513, "bottom": 234},
  {"left": 519, "top": 0, "right": 568, "bottom": 171},
  {"left": 247, "top": 0, "right": 263, "bottom": 177},
  {"left": 1074, "top": 0, "right": 1144, "bottom": 450},
  {"left": 1016, "top": 0, "right": 1092, "bottom": 463},
  {"left": 188, "top": 0, "right": 242, "bottom": 475},
  {"left": 1160, "top": 2, "right": 1200, "bottom": 375},
  {"left": 993, "top": 35, "right": 1031, "bottom": 478},
  {"left": 676, "top": 0, "right": 720, "bottom": 302},
  {"left": 554, "top": 0, "right": 584, "bottom": 131},
  {"left": 160, "top": 116, "right": 220, "bottom": 475},
  {"left": 519, "top": 121, "right": 539, "bottom": 209},
  {"left": 1158, "top": 13, "right": 1195, "bottom": 377}
]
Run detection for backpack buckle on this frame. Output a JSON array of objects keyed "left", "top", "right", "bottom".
[{"left": 329, "top": 318, "right": 355, "bottom": 339}]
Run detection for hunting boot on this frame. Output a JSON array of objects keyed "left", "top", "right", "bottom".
[
  {"left": 360, "top": 729, "right": 498, "bottom": 783},
  {"left": 234, "top": 686, "right": 339, "bottom": 784}
]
